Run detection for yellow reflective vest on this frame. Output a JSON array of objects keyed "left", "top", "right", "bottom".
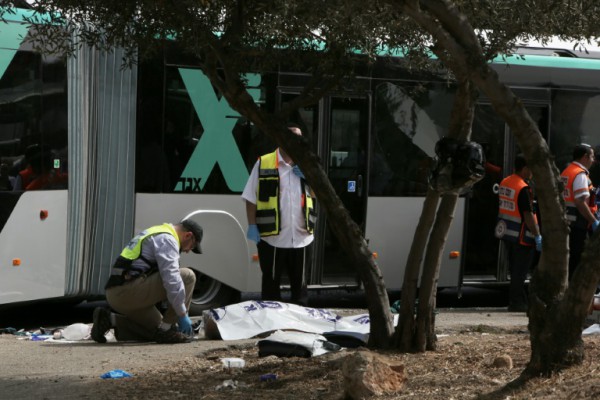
[
  {"left": 111, "top": 223, "right": 179, "bottom": 275},
  {"left": 256, "top": 150, "right": 316, "bottom": 236}
]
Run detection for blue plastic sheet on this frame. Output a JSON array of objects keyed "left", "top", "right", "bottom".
[{"left": 100, "top": 369, "right": 133, "bottom": 379}]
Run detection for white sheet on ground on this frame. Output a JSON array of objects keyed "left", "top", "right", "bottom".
[
  {"left": 203, "top": 300, "right": 397, "bottom": 341},
  {"left": 583, "top": 323, "right": 600, "bottom": 335}
]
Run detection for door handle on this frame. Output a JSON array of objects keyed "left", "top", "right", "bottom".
[{"left": 357, "top": 174, "right": 363, "bottom": 197}]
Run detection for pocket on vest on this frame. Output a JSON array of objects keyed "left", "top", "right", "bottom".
[{"left": 258, "top": 179, "right": 278, "bottom": 202}]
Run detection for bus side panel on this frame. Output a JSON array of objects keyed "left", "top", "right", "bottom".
[
  {"left": 365, "top": 197, "right": 464, "bottom": 289},
  {"left": 134, "top": 193, "right": 261, "bottom": 292},
  {"left": 0, "top": 191, "right": 67, "bottom": 303}
]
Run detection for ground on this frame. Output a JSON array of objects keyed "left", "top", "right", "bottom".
[{"left": 90, "top": 325, "right": 600, "bottom": 400}]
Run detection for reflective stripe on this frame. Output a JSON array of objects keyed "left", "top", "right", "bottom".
[
  {"left": 503, "top": 229, "right": 520, "bottom": 238},
  {"left": 499, "top": 213, "right": 521, "bottom": 223},
  {"left": 261, "top": 168, "right": 278, "bottom": 176},
  {"left": 256, "top": 215, "right": 277, "bottom": 224}
]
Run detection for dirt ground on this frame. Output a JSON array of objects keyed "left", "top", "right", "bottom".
[{"left": 88, "top": 325, "right": 600, "bottom": 400}]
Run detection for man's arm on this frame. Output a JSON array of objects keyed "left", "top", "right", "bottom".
[
  {"left": 523, "top": 211, "right": 540, "bottom": 236},
  {"left": 574, "top": 195, "right": 598, "bottom": 224},
  {"left": 152, "top": 235, "right": 188, "bottom": 317},
  {"left": 246, "top": 200, "right": 257, "bottom": 225},
  {"left": 245, "top": 200, "right": 261, "bottom": 243}
]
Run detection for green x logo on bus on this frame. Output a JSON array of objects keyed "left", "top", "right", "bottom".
[
  {"left": 176, "top": 69, "right": 261, "bottom": 192},
  {"left": 0, "top": 16, "right": 29, "bottom": 80}
]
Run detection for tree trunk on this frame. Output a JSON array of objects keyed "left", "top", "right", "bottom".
[
  {"left": 394, "top": 189, "right": 440, "bottom": 351},
  {"left": 204, "top": 69, "right": 395, "bottom": 348},
  {"left": 416, "top": 192, "right": 458, "bottom": 351},
  {"left": 527, "top": 232, "right": 600, "bottom": 375},
  {"left": 394, "top": 77, "right": 476, "bottom": 352}
]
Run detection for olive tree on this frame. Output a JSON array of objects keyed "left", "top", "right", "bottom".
[
  {"left": 7, "top": 0, "right": 402, "bottom": 347},
  {"left": 383, "top": 0, "right": 600, "bottom": 375}
]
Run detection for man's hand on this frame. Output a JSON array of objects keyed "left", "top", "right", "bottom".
[
  {"left": 247, "top": 224, "right": 260, "bottom": 243},
  {"left": 534, "top": 235, "right": 542, "bottom": 252},
  {"left": 593, "top": 220, "right": 600, "bottom": 233},
  {"left": 178, "top": 315, "right": 193, "bottom": 336},
  {"left": 292, "top": 165, "right": 305, "bottom": 179}
]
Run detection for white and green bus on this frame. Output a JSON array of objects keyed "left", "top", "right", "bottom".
[{"left": 2, "top": 9, "right": 600, "bottom": 313}]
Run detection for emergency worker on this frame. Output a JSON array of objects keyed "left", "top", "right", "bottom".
[
  {"left": 91, "top": 219, "right": 202, "bottom": 344},
  {"left": 495, "top": 154, "right": 541, "bottom": 312},
  {"left": 561, "top": 143, "right": 600, "bottom": 279},
  {"left": 242, "top": 123, "right": 316, "bottom": 306}
]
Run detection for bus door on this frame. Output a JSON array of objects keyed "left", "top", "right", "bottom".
[
  {"left": 278, "top": 92, "right": 370, "bottom": 287},
  {"left": 462, "top": 91, "right": 549, "bottom": 285},
  {"left": 316, "top": 96, "right": 370, "bottom": 285}
]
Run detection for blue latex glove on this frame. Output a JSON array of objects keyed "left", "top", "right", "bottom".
[
  {"left": 593, "top": 220, "right": 600, "bottom": 233},
  {"left": 534, "top": 235, "right": 542, "bottom": 252},
  {"left": 247, "top": 224, "right": 261, "bottom": 243},
  {"left": 292, "top": 165, "right": 305, "bottom": 179},
  {"left": 178, "top": 315, "right": 193, "bottom": 336}
]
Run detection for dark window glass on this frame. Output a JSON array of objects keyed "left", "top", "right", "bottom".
[
  {"left": 549, "top": 89, "right": 600, "bottom": 177},
  {"left": 371, "top": 81, "right": 453, "bottom": 196},
  {"left": 0, "top": 50, "right": 68, "bottom": 192},
  {"left": 464, "top": 105, "right": 505, "bottom": 277},
  {"left": 137, "top": 60, "right": 268, "bottom": 194}
]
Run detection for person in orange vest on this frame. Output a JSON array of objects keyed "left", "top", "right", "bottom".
[
  {"left": 560, "top": 143, "right": 600, "bottom": 279},
  {"left": 495, "top": 154, "right": 542, "bottom": 312}
]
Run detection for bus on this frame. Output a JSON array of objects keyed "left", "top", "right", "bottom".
[{"left": 2, "top": 9, "right": 600, "bottom": 314}]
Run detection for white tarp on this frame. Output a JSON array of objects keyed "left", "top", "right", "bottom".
[
  {"left": 583, "top": 323, "right": 600, "bottom": 335},
  {"left": 203, "top": 300, "right": 390, "bottom": 341}
]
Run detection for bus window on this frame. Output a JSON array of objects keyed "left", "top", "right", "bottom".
[
  {"left": 142, "top": 65, "right": 264, "bottom": 194},
  {"left": 550, "top": 90, "right": 600, "bottom": 175},
  {"left": 0, "top": 51, "right": 68, "bottom": 193},
  {"left": 372, "top": 81, "right": 452, "bottom": 196}
]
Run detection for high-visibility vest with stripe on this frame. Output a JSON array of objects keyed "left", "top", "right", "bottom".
[
  {"left": 561, "top": 162, "right": 597, "bottom": 228},
  {"left": 256, "top": 150, "right": 316, "bottom": 236},
  {"left": 111, "top": 223, "right": 179, "bottom": 275},
  {"left": 495, "top": 174, "right": 537, "bottom": 246}
]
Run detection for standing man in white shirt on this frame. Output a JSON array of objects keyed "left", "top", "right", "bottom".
[{"left": 242, "top": 123, "right": 317, "bottom": 306}]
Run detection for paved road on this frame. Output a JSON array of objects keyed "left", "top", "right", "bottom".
[
  {"left": 0, "top": 307, "right": 527, "bottom": 400},
  {"left": 0, "top": 286, "right": 510, "bottom": 332}
]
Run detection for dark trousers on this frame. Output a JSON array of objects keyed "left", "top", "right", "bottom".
[
  {"left": 568, "top": 226, "right": 589, "bottom": 280},
  {"left": 257, "top": 241, "right": 311, "bottom": 306},
  {"left": 506, "top": 241, "right": 535, "bottom": 308}
]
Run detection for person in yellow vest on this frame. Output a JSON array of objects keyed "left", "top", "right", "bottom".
[
  {"left": 242, "top": 123, "right": 316, "bottom": 306},
  {"left": 495, "top": 154, "right": 542, "bottom": 312},
  {"left": 561, "top": 143, "right": 600, "bottom": 279},
  {"left": 90, "top": 219, "right": 202, "bottom": 344}
]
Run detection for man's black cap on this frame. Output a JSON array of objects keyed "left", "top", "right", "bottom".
[{"left": 181, "top": 219, "right": 203, "bottom": 254}]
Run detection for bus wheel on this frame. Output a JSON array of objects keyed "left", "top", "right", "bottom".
[{"left": 189, "top": 271, "right": 240, "bottom": 316}]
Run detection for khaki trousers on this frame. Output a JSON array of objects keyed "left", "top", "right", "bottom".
[{"left": 106, "top": 267, "right": 196, "bottom": 341}]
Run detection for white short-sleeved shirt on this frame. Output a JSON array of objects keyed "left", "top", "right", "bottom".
[
  {"left": 572, "top": 161, "right": 591, "bottom": 200},
  {"left": 242, "top": 149, "right": 314, "bottom": 248}
]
